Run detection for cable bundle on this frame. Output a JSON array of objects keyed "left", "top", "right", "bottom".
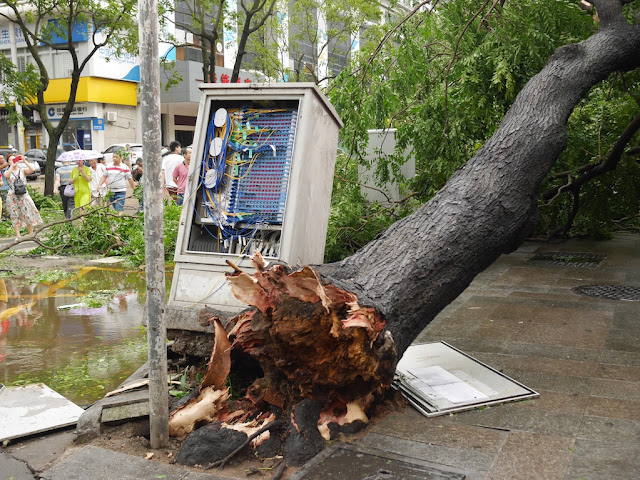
[{"left": 190, "top": 105, "right": 298, "bottom": 257}]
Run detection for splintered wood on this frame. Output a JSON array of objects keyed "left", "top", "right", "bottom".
[
  {"left": 227, "top": 253, "right": 396, "bottom": 407},
  {"left": 168, "top": 252, "right": 397, "bottom": 442}
]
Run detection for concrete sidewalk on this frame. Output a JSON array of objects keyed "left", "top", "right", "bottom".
[{"left": 2, "top": 233, "right": 639, "bottom": 479}]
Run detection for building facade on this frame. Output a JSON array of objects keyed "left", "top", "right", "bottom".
[
  {"left": 0, "top": 1, "right": 411, "bottom": 153},
  {"left": 0, "top": 21, "right": 140, "bottom": 152}
]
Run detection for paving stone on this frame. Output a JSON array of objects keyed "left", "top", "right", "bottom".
[
  {"left": 5, "top": 430, "right": 76, "bottom": 473},
  {"left": 419, "top": 337, "right": 605, "bottom": 363},
  {"left": 577, "top": 416, "right": 640, "bottom": 444},
  {"left": 512, "top": 305, "right": 614, "bottom": 327},
  {"left": 504, "top": 390, "right": 588, "bottom": 416},
  {"left": 449, "top": 404, "right": 584, "bottom": 437},
  {"left": 604, "top": 329, "right": 640, "bottom": 353},
  {"left": 555, "top": 270, "right": 626, "bottom": 287},
  {"left": 598, "top": 349, "right": 640, "bottom": 366},
  {"left": 491, "top": 267, "right": 563, "bottom": 288},
  {"left": 40, "top": 445, "right": 231, "bottom": 480},
  {"left": 589, "top": 377, "right": 640, "bottom": 401},
  {"left": 611, "top": 307, "right": 640, "bottom": 334},
  {"left": 473, "top": 353, "right": 598, "bottom": 378},
  {"left": 565, "top": 438, "right": 640, "bottom": 480},
  {"left": 500, "top": 370, "right": 593, "bottom": 396},
  {"left": 101, "top": 401, "right": 150, "bottom": 422},
  {"left": 290, "top": 444, "right": 468, "bottom": 480},
  {"left": 584, "top": 397, "right": 640, "bottom": 421},
  {"left": 357, "top": 432, "right": 493, "bottom": 480},
  {"left": 0, "top": 452, "right": 34, "bottom": 480},
  {"left": 485, "top": 432, "right": 574, "bottom": 480},
  {"left": 369, "top": 407, "right": 507, "bottom": 455},
  {"left": 594, "top": 363, "right": 640, "bottom": 382}
]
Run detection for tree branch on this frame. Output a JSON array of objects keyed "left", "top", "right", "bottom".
[
  {"left": 543, "top": 110, "right": 640, "bottom": 202},
  {"left": 0, "top": 194, "right": 140, "bottom": 255}
]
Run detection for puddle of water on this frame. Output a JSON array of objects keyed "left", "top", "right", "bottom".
[{"left": 0, "top": 267, "right": 172, "bottom": 406}]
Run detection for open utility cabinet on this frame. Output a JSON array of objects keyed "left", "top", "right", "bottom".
[{"left": 167, "top": 83, "right": 342, "bottom": 332}]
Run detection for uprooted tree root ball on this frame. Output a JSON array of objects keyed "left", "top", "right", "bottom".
[{"left": 168, "top": 253, "right": 398, "bottom": 467}]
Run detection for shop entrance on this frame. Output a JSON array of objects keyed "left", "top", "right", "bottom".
[{"left": 60, "top": 120, "right": 93, "bottom": 150}]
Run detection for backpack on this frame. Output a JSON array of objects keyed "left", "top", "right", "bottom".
[{"left": 12, "top": 173, "right": 27, "bottom": 196}]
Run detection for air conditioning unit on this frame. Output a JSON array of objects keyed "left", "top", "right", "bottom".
[{"left": 106, "top": 111, "right": 117, "bottom": 122}]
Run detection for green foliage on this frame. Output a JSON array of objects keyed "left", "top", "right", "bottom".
[
  {"left": 26, "top": 269, "right": 72, "bottom": 284},
  {"left": 324, "top": 153, "right": 418, "bottom": 262},
  {"left": 325, "top": 0, "right": 638, "bottom": 254},
  {"left": 169, "top": 370, "right": 191, "bottom": 399},
  {"left": 26, "top": 185, "right": 62, "bottom": 211},
  {"left": 0, "top": 219, "right": 14, "bottom": 238},
  {"left": 537, "top": 68, "right": 640, "bottom": 238},
  {"left": 79, "top": 289, "right": 120, "bottom": 308},
  {"left": 37, "top": 203, "right": 183, "bottom": 265},
  {"left": 0, "top": 56, "right": 40, "bottom": 127}
]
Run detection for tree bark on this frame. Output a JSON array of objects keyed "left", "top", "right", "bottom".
[{"left": 316, "top": 0, "right": 640, "bottom": 358}]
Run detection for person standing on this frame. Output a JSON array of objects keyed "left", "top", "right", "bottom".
[
  {"left": 0, "top": 154, "right": 8, "bottom": 220},
  {"left": 172, "top": 146, "right": 191, "bottom": 206},
  {"left": 162, "top": 141, "right": 183, "bottom": 202},
  {"left": 3, "top": 154, "right": 43, "bottom": 239},
  {"left": 88, "top": 157, "right": 107, "bottom": 206},
  {"left": 123, "top": 144, "right": 132, "bottom": 167},
  {"left": 54, "top": 158, "right": 75, "bottom": 219},
  {"left": 70, "top": 158, "right": 92, "bottom": 213},
  {"left": 98, "top": 152, "right": 135, "bottom": 212},
  {"left": 132, "top": 158, "right": 144, "bottom": 213}
]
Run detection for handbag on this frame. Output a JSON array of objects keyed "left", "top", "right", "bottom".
[
  {"left": 64, "top": 183, "right": 75, "bottom": 197},
  {"left": 12, "top": 173, "right": 27, "bottom": 196}
]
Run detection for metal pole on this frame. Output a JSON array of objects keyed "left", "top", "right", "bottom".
[{"left": 139, "top": 0, "right": 169, "bottom": 447}]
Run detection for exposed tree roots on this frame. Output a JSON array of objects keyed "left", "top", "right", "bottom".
[{"left": 169, "top": 253, "right": 397, "bottom": 466}]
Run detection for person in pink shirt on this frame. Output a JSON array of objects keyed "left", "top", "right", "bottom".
[{"left": 172, "top": 146, "right": 191, "bottom": 206}]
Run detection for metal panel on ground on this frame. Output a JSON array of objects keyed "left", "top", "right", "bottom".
[{"left": 394, "top": 342, "right": 539, "bottom": 417}]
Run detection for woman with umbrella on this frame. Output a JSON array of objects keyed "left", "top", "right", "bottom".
[
  {"left": 70, "top": 158, "right": 92, "bottom": 213},
  {"left": 58, "top": 150, "right": 98, "bottom": 214}
]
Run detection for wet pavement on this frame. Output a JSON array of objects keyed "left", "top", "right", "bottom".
[
  {"left": 360, "top": 233, "right": 640, "bottom": 480},
  {"left": 1, "top": 233, "right": 639, "bottom": 479}
]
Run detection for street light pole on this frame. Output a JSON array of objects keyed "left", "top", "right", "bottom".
[{"left": 139, "top": 0, "right": 168, "bottom": 448}]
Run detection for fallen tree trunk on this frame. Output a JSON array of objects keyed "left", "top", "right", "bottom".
[
  {"left": 317, "top": 0, "right": 640, "bottom": 358},
  {"left": 225, "top": 0, "right": 639, "bottom": 418},
  {"left": 177, "top": 0, "right": 640, "bottom": 466}
]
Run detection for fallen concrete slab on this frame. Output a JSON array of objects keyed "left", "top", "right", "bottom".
[
  {"left": 0, "top": 384, "right": 85, "bottom": 443},
  {"left": 76, "top": 363, "right": 150, "bottom": 442}
]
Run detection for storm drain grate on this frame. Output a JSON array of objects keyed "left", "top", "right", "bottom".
[
  {"left": 527, "top": 251, "right": 606, "bottom": 268},
  {"left": 290, "top": 444, "right": 467, "bottom": 480},
  {"left": 573, "top": 285, "right": 640, "bottom": 301}
]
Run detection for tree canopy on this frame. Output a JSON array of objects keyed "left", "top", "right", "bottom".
[{"left": 325, "top": 0, "right": 640, "bottom": 261}]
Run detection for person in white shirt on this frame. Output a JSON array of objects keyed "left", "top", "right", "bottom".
[
  {"left": 98, "top": 152, "right": 135, "bottom": 212},
  {"left": 88, "top": 157, "right": 108, "bottom": 206},
  {"left": 162, "top": 141, "right": 183, "bottom": 203}
]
